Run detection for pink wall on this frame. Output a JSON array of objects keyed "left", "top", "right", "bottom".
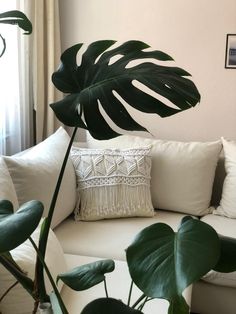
[{"left": 59, "top": 0, "right": 236, "bottom": 141}]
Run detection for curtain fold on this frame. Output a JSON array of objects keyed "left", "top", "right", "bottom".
[
  {"left": 30, "top": 0, "right": 62, "bottom": 143},
  {"left": 0, "top": 0, "right": 33, "bottom": 155},
  {"left": 0, "top": 0, "right": 63, "bottom": 154}
]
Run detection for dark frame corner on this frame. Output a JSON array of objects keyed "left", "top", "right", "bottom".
[{"left": 225, "top": 34, "right": 236, "bottom": 69}]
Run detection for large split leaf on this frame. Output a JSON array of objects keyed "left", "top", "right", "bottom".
[
  {"left": 213, "top": 234, "right": 236, "bottom": 273},
  {"left": 57, "top": 259, "right": 115, "bottom": 291},
  {"left": 51, "top": 40, "right": 200, "bottom": 139},
  {"left": 81, "top": 298, "right": 143, "bottom": 314},
  {"left": 0, "top": 200, "right": 43, "bottom": 253},
  {"left": 126, "top": 217, "right": 220, "bottom": 303},
  {"left": 168, "top": 295, "right": 189, "bottom": 314}
]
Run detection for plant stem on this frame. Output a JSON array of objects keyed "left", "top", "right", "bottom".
[
  {"left": 0, "top": 33, "right": 6, "bottom": 57},
  {"left": 46, "top": 127, "right": 78, "bottom": 227},
  {"left": 35, "top": 127, "right": 78, "bottom": 301},
  {"left": 127, "top": 281, "right": 133, "bottom": 306},
  {"left": 29, "top": 237, "right": 68, "bottom": 314},
  {"left": 0, "top": 281, "right": 18, "bottom": 302},
  {"left": 131, "top": 293, "right": 146, "bottom": 309},
  {"left": 0, "top": 255, "right": 35, "bottom": 299},
  {"left": 33, "top": 300, "right": 39, "bottom": 314},
  {"left": 138, "top": 296, "right": 149, "bottom": 311},
  {"left": 104, "top": 278, "right": 109, "bottom": 298}
]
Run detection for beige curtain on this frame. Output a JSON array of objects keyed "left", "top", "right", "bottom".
[{"left": 30, "top": 0, "right": 62, "bottom": 143}]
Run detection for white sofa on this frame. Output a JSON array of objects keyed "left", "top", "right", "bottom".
[{"left": 1, "top": 127, "right": 236, "bottom": 314}]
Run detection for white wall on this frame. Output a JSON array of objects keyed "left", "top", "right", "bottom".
[{"left": 59, "top": 0, "right": 236, "bottom": 141}]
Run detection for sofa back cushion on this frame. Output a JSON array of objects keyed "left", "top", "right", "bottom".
[
  {"left": 214, "top": 138, "right": 236, "bottom": 218},
  {"left": 84, "top": 134, "right": 222, "bottom": 216},
  {"left": 0, "top": 157, "right": 19, "bottom": 210},
  {"left": 4, "top": 127, "right": 77, "bottom": 228}
]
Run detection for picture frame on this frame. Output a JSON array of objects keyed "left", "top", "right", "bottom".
[{"left": 225, "top": 34, "right": 236, "bottom": 68}]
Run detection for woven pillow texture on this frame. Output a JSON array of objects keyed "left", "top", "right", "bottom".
[{"left": 70, "top": 146, "right": 154, "bottom": 221}]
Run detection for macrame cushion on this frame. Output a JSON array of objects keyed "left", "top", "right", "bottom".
[{"left": 70, "top": 146, "right": 154, "bottom": 221}]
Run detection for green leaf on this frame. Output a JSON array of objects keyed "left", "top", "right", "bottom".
[
  {"left": 0, "top": 200, "right": 44, "bottom": 253},
  {"left": 168, "top": 296, "right": 189, "bottom": 314},
  {"left": 126, "top": 219, "right": 220, "bottom": 302},
  {"left": 213, "top": 235, "right": 236, "bottom": 273},
  {"left": 51, "top": 40, "right": 200, "bottom": 140},
  {"left": 0, "top": 10, "right": 32, "bottom": 34},
  {"left": 179, "top": 215, "right": 195, "bottom": 226},
  {"left": 0, "top": 251, "right": 22, "bottom": 272},
  {"left": 57, "top": 259, "right": 115, "bottom": 291},
  {"left": 81, "top": 298, "right": 143, "bottom": 314}
]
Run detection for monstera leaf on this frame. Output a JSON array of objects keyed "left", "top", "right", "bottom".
[
  {"left": 0, "top": 10, "right": 32, "bottom": 57},
  {"left": 51, "top": 40, "right": 200, "bottom": 139},
  {"left": 0, "top": 200, "right": 43, "bottom": 298},
  {"left": 57, "top": 259, "right": 115, "bottom": 291},
  {"left": 213, "top": 235, "right": 236, "bottom": 273},
  {"left": 126, "top": 217, "right": 220, "bottom": 314},
  {"left": 0, "top": 200, "right": 43, "bottom": 253},
  {"left": 81, "top": 298, "right": 143, "bottom": 314}
]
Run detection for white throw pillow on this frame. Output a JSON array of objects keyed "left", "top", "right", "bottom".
[
  {"left": 0, "top": 157, "right": 19, "bottom": 210},
  {"left": 0, "top": 222, "right": 67, "bottom": 314},
  {"left": 86, "top": 135, "right": 222, "bottom": 216},
  {"left": 214, "top": 138, "right": 236, "bottom": 218},
  {"left": 70, "top": 146, "right": 154, "bottom": 221},
  {"left": 4, "top": 127, "right": 77, "bottom": 228}
]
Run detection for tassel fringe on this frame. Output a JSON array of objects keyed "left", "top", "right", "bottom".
[{"left": 74, "top": 185, "right": 154, "bottom": 221}]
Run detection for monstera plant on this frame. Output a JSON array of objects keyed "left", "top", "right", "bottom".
[
  {"left": 54, "top": 215, "right": 236, "bottom": 314},
  {"left": 2, "top": 39, "right": 236, "bottom": 314},
  {"left": 36, "top": 39, "right": 201, "bottom": 306}
]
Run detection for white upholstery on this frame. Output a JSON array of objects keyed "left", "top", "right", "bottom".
[
  {"left": 192, "top": 281, "right": 236, "bottom": 314},
  {"left": 4, "top": 128, "right": 77, "bottom": 228},
  {"left": 2, "top": 133, "right": 236, "bottom": 314},
  {"left": 61, "top": 254, "right": 192, "bottom": 314},
  {"left": 85, "top": 135, "right": 222, "bottom": 216},
  {"left": 0, "top": 222, "right": 67, "bottom": 314},
  {"left": 54, "top": 210, "right": 188, "bottom": 261},
  {"left": 0, "top": 157, "right": 19, "bottom": 210},
  {"left": 200, "top": 214, "right": 236, "bottom": 238},
  {"left": 214, "top": 138, "right": 236, "bottom": 218}
]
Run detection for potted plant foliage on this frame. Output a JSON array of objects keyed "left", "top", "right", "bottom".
[
  {"left": 1, "top": 36, "right": 236, "bottom": 314},
  {"left": 0, "top": 10, "right": 32, "bottom": 57}
]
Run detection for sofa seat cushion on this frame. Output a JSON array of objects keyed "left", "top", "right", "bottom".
[
  {"left": 200, "top": 214, "right": 236, "bottom": 288},
  {"left": 54, "top": 210, "right": 188, "bottom": 261},
  {"left": 61, "top": 254, "right": 192, "bottom": 314}
]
